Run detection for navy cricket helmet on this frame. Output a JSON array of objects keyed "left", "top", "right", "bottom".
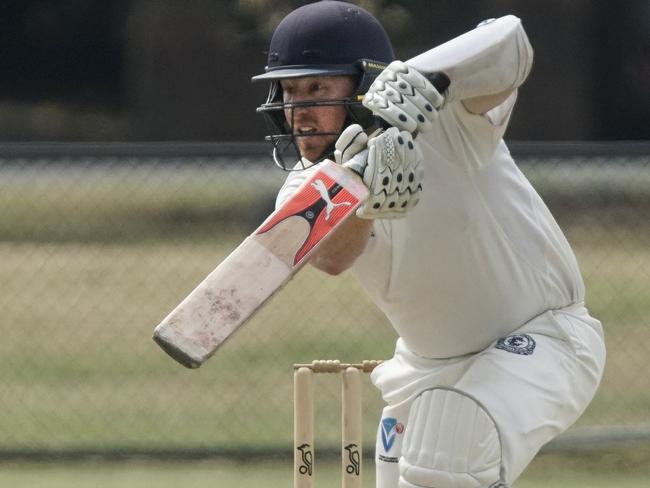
[{"left": 252, "top": 0, "right": 394, "bottom": 170}]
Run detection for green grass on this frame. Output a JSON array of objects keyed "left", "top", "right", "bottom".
[
  {"left": 1, "top": 448, "right": 649, "bottom": 488},
  {"left": 0, "top": 240, "right": 394, "bottom": 448},
  {"left": 0, "top": 237, "right": 646, "bottom": 447}
]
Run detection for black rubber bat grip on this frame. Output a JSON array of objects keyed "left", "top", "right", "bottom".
[{"left": 428, "top": 71, "right": 451, "bottom": 94}]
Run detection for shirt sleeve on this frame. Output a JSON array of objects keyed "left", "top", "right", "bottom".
[
  {"left": 483, "top": 90, "right": 518, "bottom": 128},
  {"left": 423, "top": 91, "right": 518, "bottom": 172}
]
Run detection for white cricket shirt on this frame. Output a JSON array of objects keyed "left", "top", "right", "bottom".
[{"left": 276, "top": 94, "right": 585, "bottom": 358}]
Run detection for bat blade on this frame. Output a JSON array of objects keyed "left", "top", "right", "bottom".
[{"left": 153, "top": 160, "right": 368, "bottom": 368}]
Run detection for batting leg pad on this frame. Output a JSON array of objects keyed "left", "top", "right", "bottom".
[{"left": 398, "top": 388, "right": 505, "bottom": 488}]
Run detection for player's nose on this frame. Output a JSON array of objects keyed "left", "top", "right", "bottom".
[{"left": 292, "top": 102, "right": 314, "bottom": 117}]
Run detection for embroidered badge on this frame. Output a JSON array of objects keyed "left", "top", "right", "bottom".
[
  {"left": 496, "top": 334, "right": 536, "bottom": 355},
  {"left": 380, "top": 417, "right": 404, "bottom": 452}
]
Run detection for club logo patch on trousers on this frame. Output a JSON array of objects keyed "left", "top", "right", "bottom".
[
  {"left": 496, "top": 334, "right": 536, "bottom": 355},
  {"left": 380, "top": 417, "right": 404, "bottom": 452}
]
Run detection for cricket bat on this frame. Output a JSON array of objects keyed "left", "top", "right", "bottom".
[
  {"left": 153, "top": 60, "right": 450, "bottom": 369},
  {"left": 153, "top": 160, "right": 370, "bottom": 368}
]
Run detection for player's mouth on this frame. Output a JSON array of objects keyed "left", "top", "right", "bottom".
[{"left": 296, "top": 126, "right": 317, "bottom": 136}]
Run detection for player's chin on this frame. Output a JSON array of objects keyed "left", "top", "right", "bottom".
[
  {"left": 297, "top": 138, "right": 333, "bottom": 163},
  {"left": 300, "top": 149, "right": 322, "bottom": 163}
]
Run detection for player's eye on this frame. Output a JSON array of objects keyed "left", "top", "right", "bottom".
[{"left": 309, "top": 82, "right": 324, "bottom": 95}]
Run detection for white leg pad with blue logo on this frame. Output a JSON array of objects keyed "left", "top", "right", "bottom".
[{"left": 398, "top": 388, "right": 504, "bottom": 488}]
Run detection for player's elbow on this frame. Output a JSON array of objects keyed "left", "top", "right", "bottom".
[
  {"left": 308, "top": 217, "right": 372, "bottom": 275},
  {"left": 310, "top": 255, "right": 353, "bottom": 276}
]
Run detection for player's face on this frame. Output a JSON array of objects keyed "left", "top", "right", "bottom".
[{"left": 280, "top": 76, "right": 356, "bottom": 162}]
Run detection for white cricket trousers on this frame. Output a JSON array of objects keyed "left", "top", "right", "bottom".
[{"left": 371, "top": 302, "right": 606, "bottom": 487}]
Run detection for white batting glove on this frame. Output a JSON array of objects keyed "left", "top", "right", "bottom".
[
  {"left": 363, "top": 60, "right": 445, "bottom": 134},
  {"left": 344, "top": 127, "right": 423, "bottom": 219}
]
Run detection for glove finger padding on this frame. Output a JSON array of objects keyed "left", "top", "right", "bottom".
[
  {"left": 391, "top": 60, "right": 445, "bottom": 109},
  {"left": 334, "top": 124, "right": 368, "bottom": 165},
  {"left": 355, "top": 128, "right": 423, "bottom": 219},
  {"left": 363, "top": 61, "right": 445, "bottom": 134}
]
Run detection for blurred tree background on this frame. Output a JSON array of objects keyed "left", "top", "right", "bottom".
[{"left": 0, "top": 0, "right": 648, "bottom": 142}]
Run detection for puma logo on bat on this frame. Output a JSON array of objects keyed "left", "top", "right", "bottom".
[{"left": 311, "top": 179, "right": 352, "bottom": 220}]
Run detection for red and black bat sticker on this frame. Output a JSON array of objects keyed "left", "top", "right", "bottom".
[{"left": 256, "top": 171, "right": 361, "bottom": 266}]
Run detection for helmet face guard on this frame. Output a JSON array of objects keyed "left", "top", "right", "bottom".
[
  {"left": 251, "top": 1, "right": 394, "bottom": 170},
  {"left": 255, "top": 59, "right": 387, "bottom": 170}
]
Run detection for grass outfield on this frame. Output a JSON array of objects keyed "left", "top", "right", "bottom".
[
  {"left": 0, "top": 238, "right": 647, "bottom": 448},
  {"left": 0, "top": 448, "right": 649, "bottom": 487},
  {"left": 0, "top": 240, "right": 395, "bottom": 448}
]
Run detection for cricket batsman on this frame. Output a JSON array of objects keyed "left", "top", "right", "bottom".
[{"left": 252, "top": 2, "right": 606, "bottom": 486}]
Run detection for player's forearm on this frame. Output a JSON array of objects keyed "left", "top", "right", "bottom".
[
  {"left": 407, "top": 15, "right": 533, "bottom": 109},
  {"left": 309, "top": 216, "right": 373, "bottom": 275}
]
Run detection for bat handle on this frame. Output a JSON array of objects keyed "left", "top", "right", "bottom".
[
  {"left": 375, "top": 71, "right": 450, "bottom": 131},
  {"left": 427, "top": 71, "right": 451, "bottom": 94}
]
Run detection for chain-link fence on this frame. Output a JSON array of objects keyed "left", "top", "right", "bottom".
[{"left": 0, "top": 142, "right": 648, "bottom": 460}]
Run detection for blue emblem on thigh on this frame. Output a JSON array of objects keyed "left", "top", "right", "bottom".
[
  {"left": 380, "top": 417, "right": 404, "bottom": 452},
  {"left": 496, "top": 334, "right": 536, "bottom": 355}
]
